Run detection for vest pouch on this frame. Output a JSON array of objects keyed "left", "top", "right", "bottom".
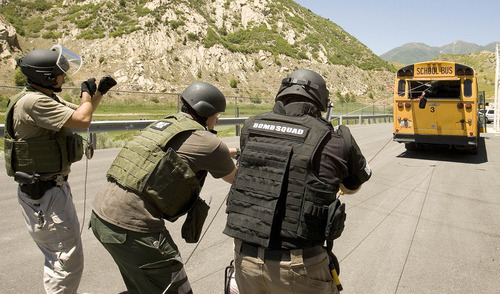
[
  {"left": 298, "top": 200, "right": 330, "bottom": 241},
  {"left": 67, "top": 133, "right": 84, "bottom": 163},
  {"left": 224, "top": 142, "right": 293, "bottom": 248},
  {"left": 181, "top": 198, "right": 210, "bottom": 243},
  {"left": 325, "top": 199, "right": 346, "bottom": 241},
  {"left": 142, "top": 148, "right": 200, "bottom": 220},
  {"left": 11, "top": 139, "right": 62, "bottom": 175},
  {"left": 4, "top": 138, "right": 15, "bottom": 176},
  {"left": 297, "top": 186, "right": 336, "bottom": 241}
]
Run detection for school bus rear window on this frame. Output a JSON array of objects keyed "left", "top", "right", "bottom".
[{"left": 408, "top": 80, "right": 461, "bottom": 99}]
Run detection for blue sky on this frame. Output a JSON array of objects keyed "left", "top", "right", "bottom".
[{"left": 294, "top": 0, "right": 500, "bottom": 55}]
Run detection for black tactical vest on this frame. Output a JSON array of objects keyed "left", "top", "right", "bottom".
[{"left": 224, "top": 111, "right": 337, "bottom": 248}]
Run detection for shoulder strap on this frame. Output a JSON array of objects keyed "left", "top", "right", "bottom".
[{"left": 4, "top": 88, "right": 27, "bottom": 139}]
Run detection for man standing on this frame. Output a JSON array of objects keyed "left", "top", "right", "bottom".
[
  {"left": 90, "top": 81, "right": 238, "bottom": 294},
  {"left": 224, "top": 69, "right": 372, "bottom": 294},
  {"left": 4, "top": 45, "right": 116, "bottom": 293}
]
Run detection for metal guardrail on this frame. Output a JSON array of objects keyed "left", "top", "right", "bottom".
[{"left": 0, "top": 114, "right": 392, "bottom": 137}]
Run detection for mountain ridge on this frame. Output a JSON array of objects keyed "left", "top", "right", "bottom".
[{"left": 380, "top": 40, "right": 499, "bottom": 64}]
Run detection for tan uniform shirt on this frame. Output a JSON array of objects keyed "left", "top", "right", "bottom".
[
  {"left": 92, "top": 118, "right": 236, "bottom": 233},
  {"left": 13, "top": 87, "right": 78, "bottom": 180}
]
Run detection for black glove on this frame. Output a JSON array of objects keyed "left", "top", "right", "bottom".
[
  {"left": 97, "top": 75, "right": 117, "bottom": 95},
  {"left": 80, "top": 78, "right": 97, "bottom": 97}
]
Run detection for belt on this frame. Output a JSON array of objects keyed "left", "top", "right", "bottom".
[{"left": 239, "top": 242, "right": 324, "bottom": 261}]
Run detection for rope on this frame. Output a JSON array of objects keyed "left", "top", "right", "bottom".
[
  {"left": 339, "top": 165, "right": 438, "bottom": 264},
  {"left": 369, "top": 134, "right": 394, "bottom": 164},
  {"left": 394, "top": 167, "right": 435, "bottom": 293},
  {"left": 80, "top": 156, "right": 88, "bottom": 235},
  {"left": 79, "top": 129, "right": 91, "bottom": 235},
  {"left": 162, "top": 193, "right": 229, "bottom": 294}
]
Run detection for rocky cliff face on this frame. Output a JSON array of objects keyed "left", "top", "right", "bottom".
[
  {"left": 0, "top": 0, "right": 395, "bottom": 102},
  {"left": 0, "top": 13, "right": 20, "bottom": 82}
]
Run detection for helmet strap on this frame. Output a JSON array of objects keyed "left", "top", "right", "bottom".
[
  {"left": 29, "top": 78, "right": 62, "bottom": 93},
  {"left": 181, "top": 101, "right": 207, "bottom": 127}
]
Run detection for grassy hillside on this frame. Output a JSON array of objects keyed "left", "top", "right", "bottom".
[
  {"left": 434, "top": 51, "right": 497, "bottom": 101},
  {"left": 0, "top": 0, "right": 393, "bottom": 71}
]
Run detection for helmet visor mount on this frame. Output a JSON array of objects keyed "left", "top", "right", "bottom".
[{"left": 50, "top": 44, "right": 82, "bottom": 76}]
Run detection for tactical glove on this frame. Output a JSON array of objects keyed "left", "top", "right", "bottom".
[
  {"left": 80, "top": 78, "right": 97, "bottom": 97},
  {"left": 97, "top": 75, "right": 117, "bottom": 95}
]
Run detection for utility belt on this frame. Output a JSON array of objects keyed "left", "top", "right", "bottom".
[
  {"left": 238, "top": 242, "right": 325, "bottom": 261},
  {"left": 15, "top": 171, "right": 67, "bottom": 200}
]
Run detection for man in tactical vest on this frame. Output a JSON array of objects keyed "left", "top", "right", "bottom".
[
  {"left": 90, "top": 81, "right": 238, "bottom": 294},
  {"left": 223, "top": 69, "right": 372, "bottom": 294},
  {"left": 4, "top": 45, "right": 116, "bottom": 293}
]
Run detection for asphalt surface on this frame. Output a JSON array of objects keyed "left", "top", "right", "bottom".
[{"left": 1, "top": 123, "right": 499, "bottom": 294}]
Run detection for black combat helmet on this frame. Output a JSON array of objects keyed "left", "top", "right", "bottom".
[
  {"left": 19, "top": 49, "right": 65, "bottom": 88},
  {"left": 18, "top": 45, "right": 81, "bottom": 89},
  {"left": 181, "top": 81, "right": 226, "bottom": 118},
  {"left": 276, "top": 69, "right": 330, "bottom": 111}
]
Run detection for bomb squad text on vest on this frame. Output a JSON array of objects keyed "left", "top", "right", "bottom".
[{"left": 251, "top": 122, "right": 305, "bottom": 135}]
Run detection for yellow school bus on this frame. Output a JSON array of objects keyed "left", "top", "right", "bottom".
[{"left": 393, "top": 61, "right": 485, "bottom": 153}]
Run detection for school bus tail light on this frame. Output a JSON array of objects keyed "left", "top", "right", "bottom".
[
  {"left": 397, "top": 67, "right": 414, "bottom": 77},
  {"left": 405, "top": 102, "right": 411, "bottom": 108},
  {"left": 457, "top": 102, "right": 464, "bottom": 109},
  {"left": 398, "top": 102, "right": 404, "bottom": 108},
  {"left": 465, "top": 103, "right": 472, "bottom": 109}
]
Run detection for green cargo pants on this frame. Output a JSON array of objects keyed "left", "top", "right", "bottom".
[{"left": 90, "top": 212, "right": 192, "bottom": 294}]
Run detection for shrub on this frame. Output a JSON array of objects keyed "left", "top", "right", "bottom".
[
  {"left": 14, "top": 68, "right": 28, "bottom": 86},
  {"left": 170, "top": 20, "right": 185, "bottom": 30},
  {"left": 187, "top": 33, "right": 199, "bottom": 41},
  {"left": 230, "top": 78, "right": 238, "bottom": 88},
  {"left": 204, "top": 28, "right": 219, "bottom": 48},
  {"left": 253, "top": 58, "right": 263, "bottom": 72},
  {"left": 77, "top": 18, "right": 92, "bottom": 29},
  {"left": 26, "top": 16, "right": 44, "bottom": 34},
  {"left": 42, "top": 31, "right": 63, "bottom": 39},
  {"left": 78, "top": 29, "right": 105, "bottom": 39},
  {"left": 28, "top": 0, "right": 53, "bottom": 11}
]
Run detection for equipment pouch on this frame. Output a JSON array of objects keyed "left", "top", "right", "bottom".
[
  {"left": 143, "top": 148, "right": 200, "bottom": 220},
  {"left": 181, "top": 198, "right": 210, "bottom": 243},
  {"left": 325, "top": 199, "right": 346, "bottom": 241},
  {"left": 10, "top": 139, "right": 62, "bottom": 175},
  {"left": 67, "top": 133, "right": 84, "bottom": 163}
]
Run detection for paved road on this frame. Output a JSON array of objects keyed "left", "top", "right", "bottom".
[{"left": 1, "top": 123, "right": 499, "bottom": 294}]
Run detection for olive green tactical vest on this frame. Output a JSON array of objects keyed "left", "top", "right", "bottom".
[
  {"left": 106, "top": 113, "right": 205, "bottom": 219},
  {"left": 4, "top": 89, "right": 83, "bottom": 177},
  {"left": 224, "top": 112, "right": 337, "bottom": 248}
]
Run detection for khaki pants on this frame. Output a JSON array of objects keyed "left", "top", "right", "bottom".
[
  {"left": 233, "top": 240, "right": 339, "bottom": 294},
  {"left": 90, "top": 212, "right": 192, "bottom": 294},
  {"left": 18, "top": 182, "right": 83, "bottom": 294}
]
